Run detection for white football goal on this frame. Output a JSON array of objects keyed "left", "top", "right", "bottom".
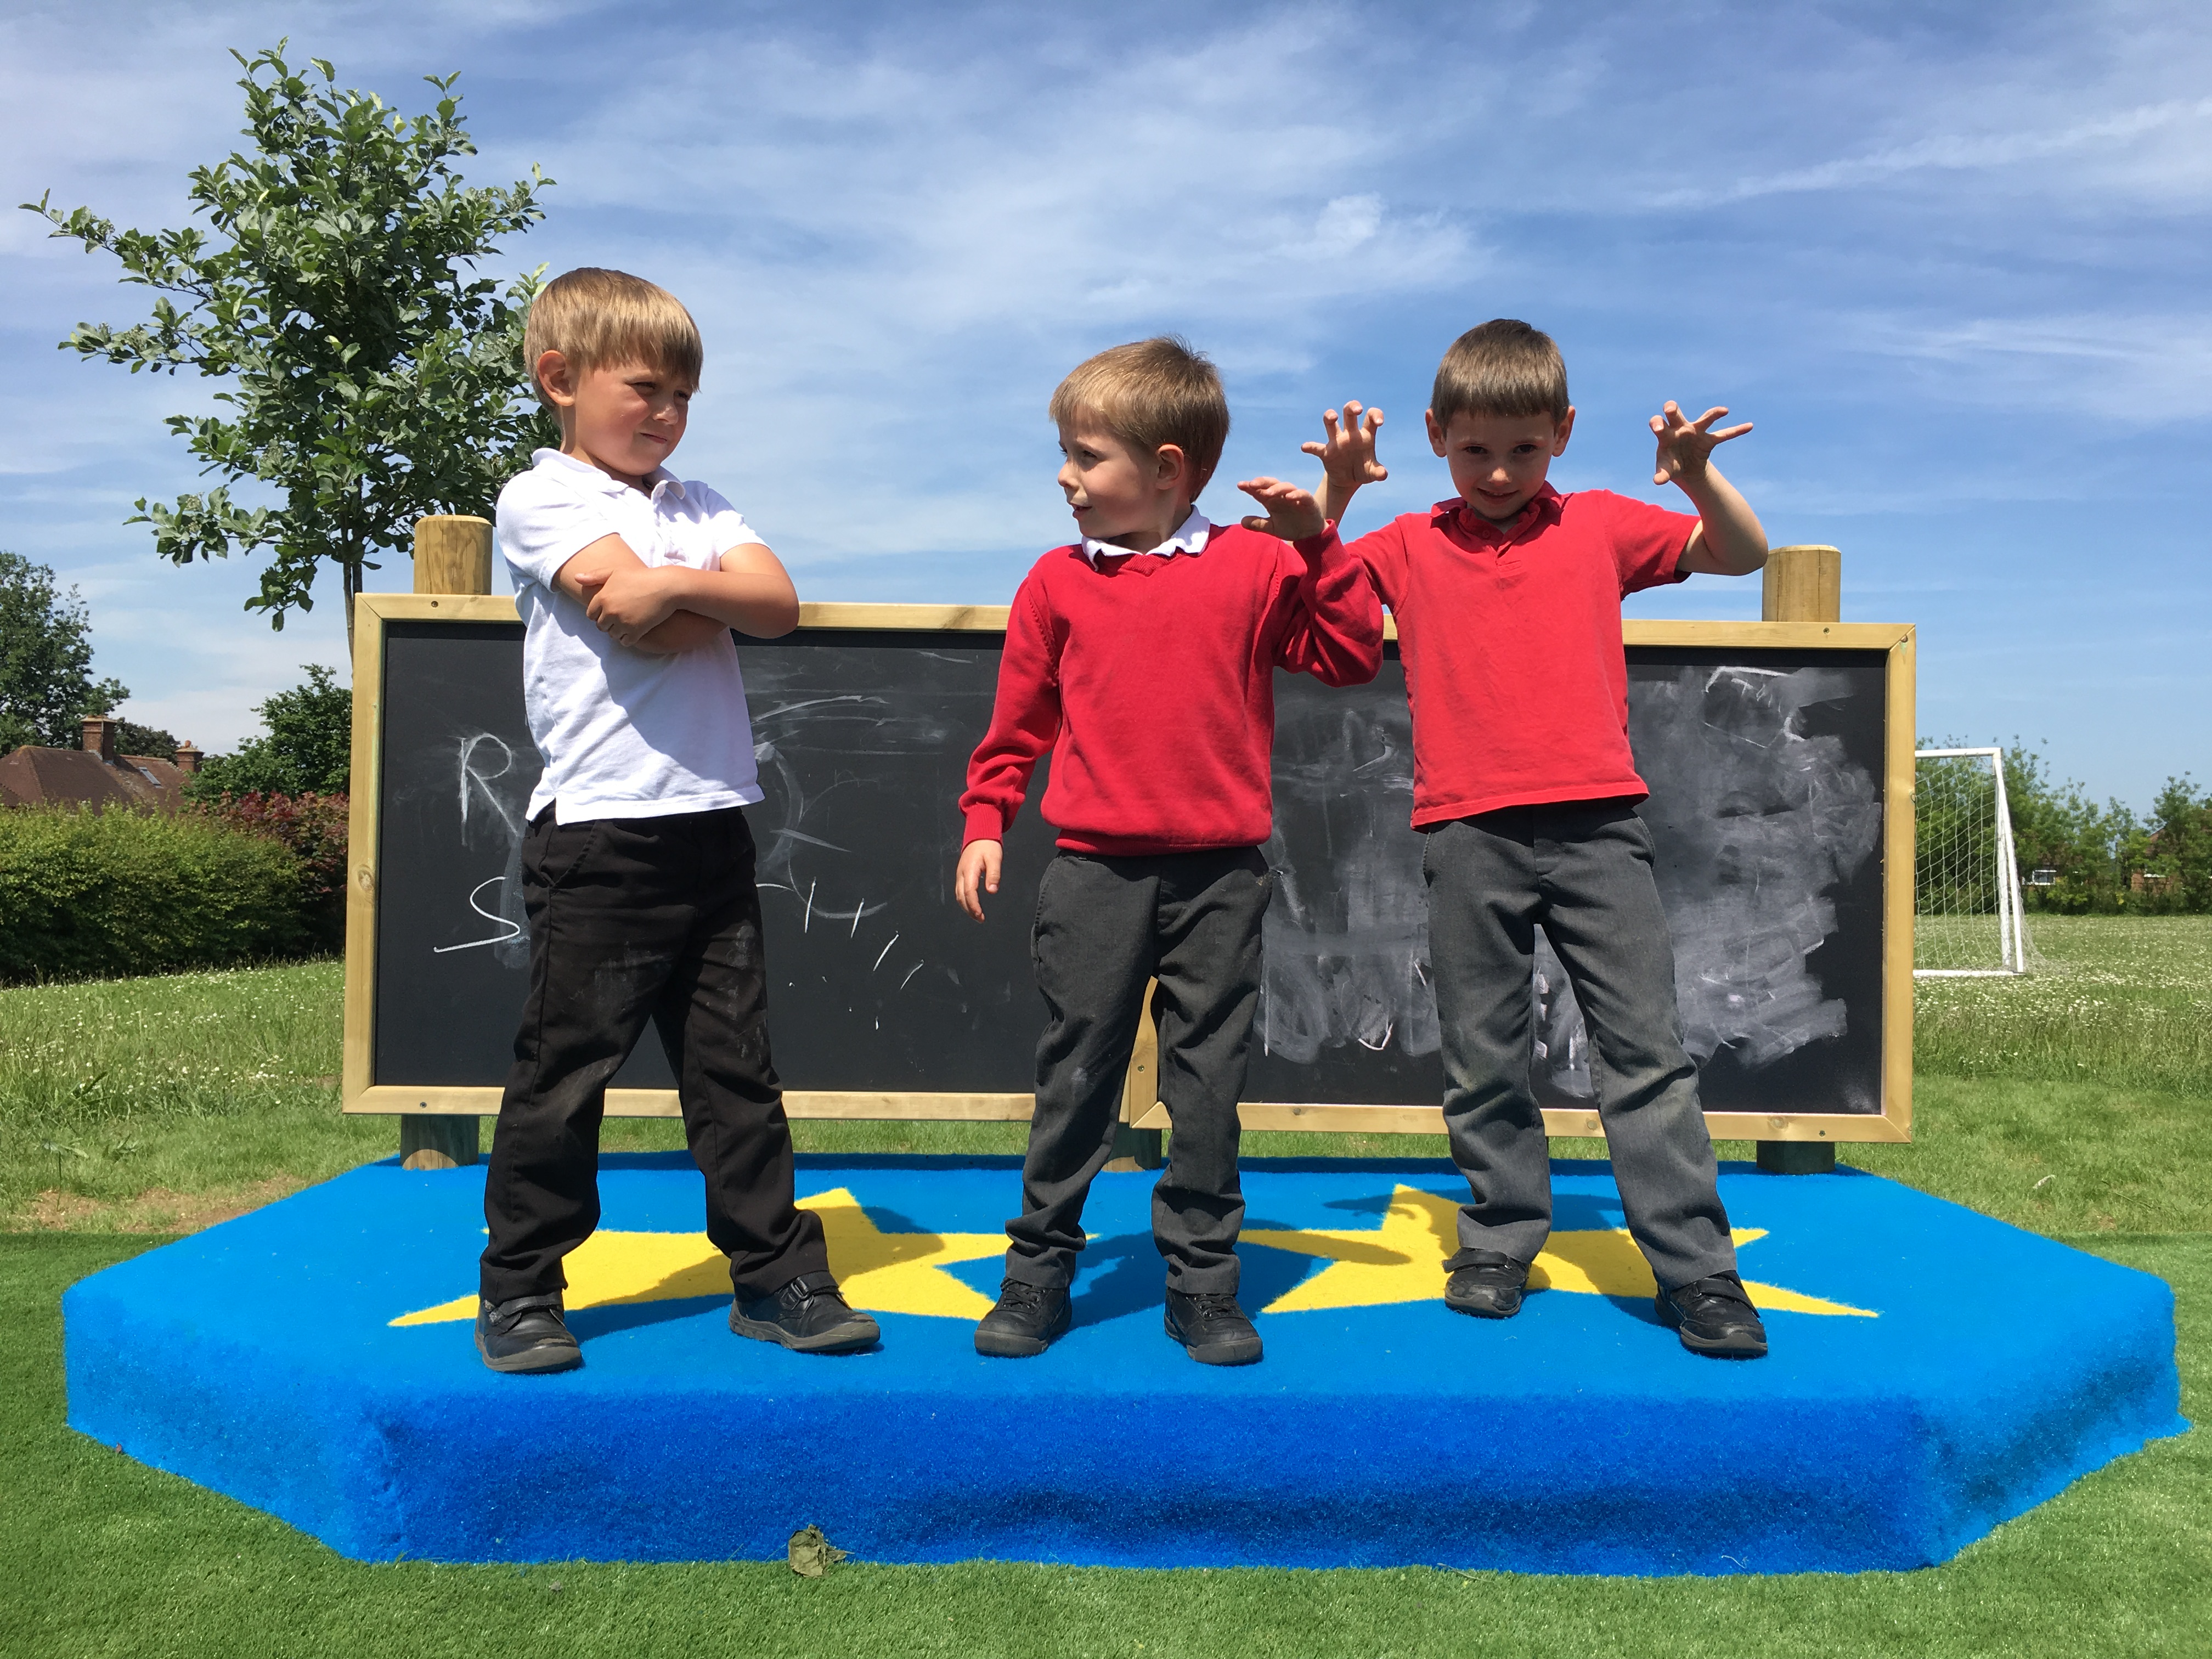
[{"left": 1915, "top": 746, "right": 2033, "bottom": 976}]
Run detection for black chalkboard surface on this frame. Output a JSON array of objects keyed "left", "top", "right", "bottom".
[{"left": 354, "top": 604, "right": 1908, "bottom": 1129}]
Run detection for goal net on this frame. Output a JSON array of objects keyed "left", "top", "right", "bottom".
[{"left": 1915, "top": 747, "right": 2033, "bottom": 975}]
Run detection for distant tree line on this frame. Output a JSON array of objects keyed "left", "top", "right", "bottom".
[{"left": 1977, "top": 747, "right": 2212, "bottom": 916}]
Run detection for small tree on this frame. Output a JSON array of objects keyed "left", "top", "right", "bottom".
[
  {"left": 24, "top": 43, "right": 556, "bottom": 641},
  {"left": 0, "top": 551, "right": 129, "bottom": 752},
  {"left": 2135, "top": 777, "right": 2212, "bottom": 915},
  {"left": 191, "top": 665, "right": 352, "bottom": 799}
]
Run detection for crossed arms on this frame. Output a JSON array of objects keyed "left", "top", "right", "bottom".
[{"left": 551, "top": 534, "right": 800, "bottom": 651}]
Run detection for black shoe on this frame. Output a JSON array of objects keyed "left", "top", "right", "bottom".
[
  {"left": 475, "top": 1294, "right": 582, "bottom": 1374},
  {"left": 730, "top": 1271, "right": 880, "bottom": 1354},
  {"left": 1444, "top": 1250, "right": 1531, "bottom": 1319},
  {"left": 1164, "top": 1289, "right": 1263, "bottom": 1366},
  {"left": 974, "top": 1278, "right": 1071, "bottom": 1358},
  {"left": 1657, "top": 1272, "right": 1769, "bottom": 1359}
]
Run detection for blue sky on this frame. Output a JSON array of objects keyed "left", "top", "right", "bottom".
[{"left": 3, "top": 1, "right": 2206, "bottom": 808}]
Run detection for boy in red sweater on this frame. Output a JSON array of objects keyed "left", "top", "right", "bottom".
[
  {"left": 1314, "top": 320, "right": 1775, "bottom": 1359},
  {"left": 955, "top": 337, "right": 1382, "bottom": 1365}
]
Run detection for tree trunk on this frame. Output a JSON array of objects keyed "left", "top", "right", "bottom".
[{"left": 340, "top": 539, "right": 363, "bottom": 654}]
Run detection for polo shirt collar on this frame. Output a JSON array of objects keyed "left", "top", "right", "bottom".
[
  {"left": 1084, "top": 507, "right": 1212, "bottom": 567},
  {"left": 1435, "top": 482, "right": 1561, "bottom": 543},
  {"left": 534, "top": 446, "right": 687, "bottom": 503}
]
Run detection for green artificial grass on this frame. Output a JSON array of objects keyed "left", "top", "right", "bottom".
[
  {"left": 9, "top": 918, "right": 2211, "bottom": 1229},
  {"left": 4, "top": 1231, "right": 2203, "bottom": 1658},
  {"left": 5, "top": 918, "right": 2209, "bottom": 1654}
]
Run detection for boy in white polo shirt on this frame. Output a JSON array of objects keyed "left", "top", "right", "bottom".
[{"left": 475, "top": 267, "right": 877, "bottom": 1372}]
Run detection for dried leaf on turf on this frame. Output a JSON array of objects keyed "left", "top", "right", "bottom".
[{"left": 788, "top": 1524, "right": 847, "bottom": 1577}]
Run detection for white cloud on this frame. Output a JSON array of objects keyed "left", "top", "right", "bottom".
[
  {"left": 1854, "top": 312, "right": 2212, "bottom": 422},
  {"left": 1654, "top": 96, "right": 2212, "bottom": 208},
  {"left": 3, "top": 0, "right": 2211, "bottom": 805}
]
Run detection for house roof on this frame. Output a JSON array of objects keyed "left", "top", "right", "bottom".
[{"left": 0, "top": 746, "right": 180, "bottom": 813}]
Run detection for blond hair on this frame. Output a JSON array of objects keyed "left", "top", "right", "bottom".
[
  {"left": 522, "top": 268, "right": 703, "bottom": 406},
  {"left": 1431, "top": 319, "right": 1570, "bottom": 427},
  {"left": 1048, "top": 336, "right": 1230, "bottom": 497}
]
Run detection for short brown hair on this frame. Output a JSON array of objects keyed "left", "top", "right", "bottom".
[
  {"left": 1431, "top": 319, "right": 1570, "bottom": 427},
  {"left": 1048, "top": 336, "right": 1231, "bottom": 497},
  {"left": 522, "top": 268, "right": 704, "bottom": 407}
]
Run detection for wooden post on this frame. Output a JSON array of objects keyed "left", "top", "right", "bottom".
[
  {"left": 1756, "top": 545, "right": 1843, "bottom": 1175},
  {"left": 414, "top": 514, "right": 494, "bottom": 597},
  {"left": 1107, "top": 980, "right": 1166, "bottom": 1172},
  {"left": 1760, "top": 544, "right": 1841, "bottom": 625},
  {"left": 398, "top": 515, "right": 494, "bottom": 1172}
]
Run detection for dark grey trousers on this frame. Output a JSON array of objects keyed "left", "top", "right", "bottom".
[
  {"left": 1424, "top": 802, "right": 1737, "bottom": 1291},
  {"left": 1005, "top": 848, "right": 1272, "bottom": 1295}
]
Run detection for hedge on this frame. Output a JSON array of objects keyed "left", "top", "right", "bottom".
[
  {"left": 193, "top": 791, "right": 348, "bottom": 951},
  {"left": 0, "top": 805, "right": 309, "bottom": 982}
]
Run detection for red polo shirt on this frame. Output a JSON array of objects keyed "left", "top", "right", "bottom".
[{"left": 1347, "top": 485, "right": 1695, "bottom": 827}]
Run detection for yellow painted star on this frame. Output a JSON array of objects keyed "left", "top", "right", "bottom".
[
  {"left": 1244, "top": 1185, "right": 1873, "bottom": 1317},
  {"left": 391, "top": 1188, "right": 1007, "bottom": 1327}
]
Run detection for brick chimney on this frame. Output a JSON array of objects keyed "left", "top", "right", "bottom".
[
  {"left": 81, "top": 716, "right": 119, "bottom": 765},
  {"left": 174, "top": 741, "right": 202, "bottom": 775}
]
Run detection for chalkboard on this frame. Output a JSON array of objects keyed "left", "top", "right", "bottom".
[{"left": 348, "top": 599, "right": 1912, "bottom": 1134}]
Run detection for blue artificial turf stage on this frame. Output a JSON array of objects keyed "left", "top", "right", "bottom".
[{"left": 63, "top": 1154, "right": 2184, "bottom": 1573}]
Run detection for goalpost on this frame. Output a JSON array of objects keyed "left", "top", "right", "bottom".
[{"left": 1915, "top": 746, "right": 2032, "bottom": 976}]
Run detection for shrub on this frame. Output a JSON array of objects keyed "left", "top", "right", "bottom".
[
  {"left": 187, "top": 665, "right": 351, "bottom": 800},
  {"left": 0, "top": 806, "right": 307, "bottom": 982},
  {"left": 194, "top": 792, "right": 349, "bottom": 949}
]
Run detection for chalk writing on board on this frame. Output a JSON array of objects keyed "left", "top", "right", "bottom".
[
  {"left": 748, "top": 687, "right": 947, "bottom": 999},
  {"left": 443, "top": 732, "right": 534, "bottom": 968},
  {"left": 1259, "top": 662, "right": 1880, "bottom": 1096},
  {"left": 432, "top": 875, "right": 526, "bottom": 954}
]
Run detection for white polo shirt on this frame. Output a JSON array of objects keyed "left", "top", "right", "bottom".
[{"left": 496, "top": 448, "right": 768, "bottom": 823}]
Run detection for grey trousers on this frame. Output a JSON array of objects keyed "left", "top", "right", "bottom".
[
  {"left": 1005, "top": 848, "right": 1272, "bottom": 1295},
  {"left": 1424, "top": 803, "right": 1737, "bottom": 1291}
]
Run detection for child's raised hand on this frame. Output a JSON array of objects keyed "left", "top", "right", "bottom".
[
  {"left": 1302, "top": 402, "right": 1387, "bottom": 492},
  {"left": 955, "top": 839, "right": 1002, "bottom": 923},
  {"left": 1650, "top": 401, "right": 1753, "bottom": 488},
  {"left": 1237, "top": 477, "right": 1330, "bottom": 544}
]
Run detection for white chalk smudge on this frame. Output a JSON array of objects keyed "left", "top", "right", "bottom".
[
  {"left": 1259, "top": 661, "right": 1881, "bottom": 1091},
  {"left": 1259, "top": 698, "right": 1438, "bottom": 1064}
]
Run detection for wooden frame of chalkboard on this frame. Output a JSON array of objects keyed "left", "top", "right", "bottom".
[{"left": 343, "top": 596, "right": 1915, "bottom": 1148}]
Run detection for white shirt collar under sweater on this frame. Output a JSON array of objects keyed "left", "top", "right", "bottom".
[{"left": 1083, "top": 508, "right": 1212, "bottom": 566}]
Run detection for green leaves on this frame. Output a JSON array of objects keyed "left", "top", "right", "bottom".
[
  {"left": 189, "top": 665, "right": 351, "bottom": 799},
  {"left": 0, "top": 551, "right": 129, "bottom": 751},
  {"left": 21, "top": 43, "right": 559, "bottom": 631}
]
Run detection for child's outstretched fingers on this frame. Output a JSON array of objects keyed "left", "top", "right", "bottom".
[
  {"left": 1651, "top": 400, "right": 1753, "bottom": 483},
  {"left": 1300, "top": 403, "right": 1389, "bottom": 485},
  {"left": 1237, "top": 477, "right": 1328, "bottom": 543}
]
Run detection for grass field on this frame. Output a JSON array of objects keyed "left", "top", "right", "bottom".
[{"left": 2, "top": 915, "right": 2207, "bottom": 1655}]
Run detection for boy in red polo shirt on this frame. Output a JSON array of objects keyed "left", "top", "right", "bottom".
[
  {"left": 1306, "top": 319, "right": 1773, "bottom": 1358},
  {"left": 954, "top": 336, "right": 1382, "bottom": 1365}
]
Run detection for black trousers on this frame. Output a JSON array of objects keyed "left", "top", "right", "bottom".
[
  {"left": 478, "top": 805, "right": 827, "bottom": 1305},
  {"left": 1423, "top": 803, "right": 1738, "bottom": 1291},
  {"left": 1006, "top": 848, "right": 1272, "bottom": 1295}
]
